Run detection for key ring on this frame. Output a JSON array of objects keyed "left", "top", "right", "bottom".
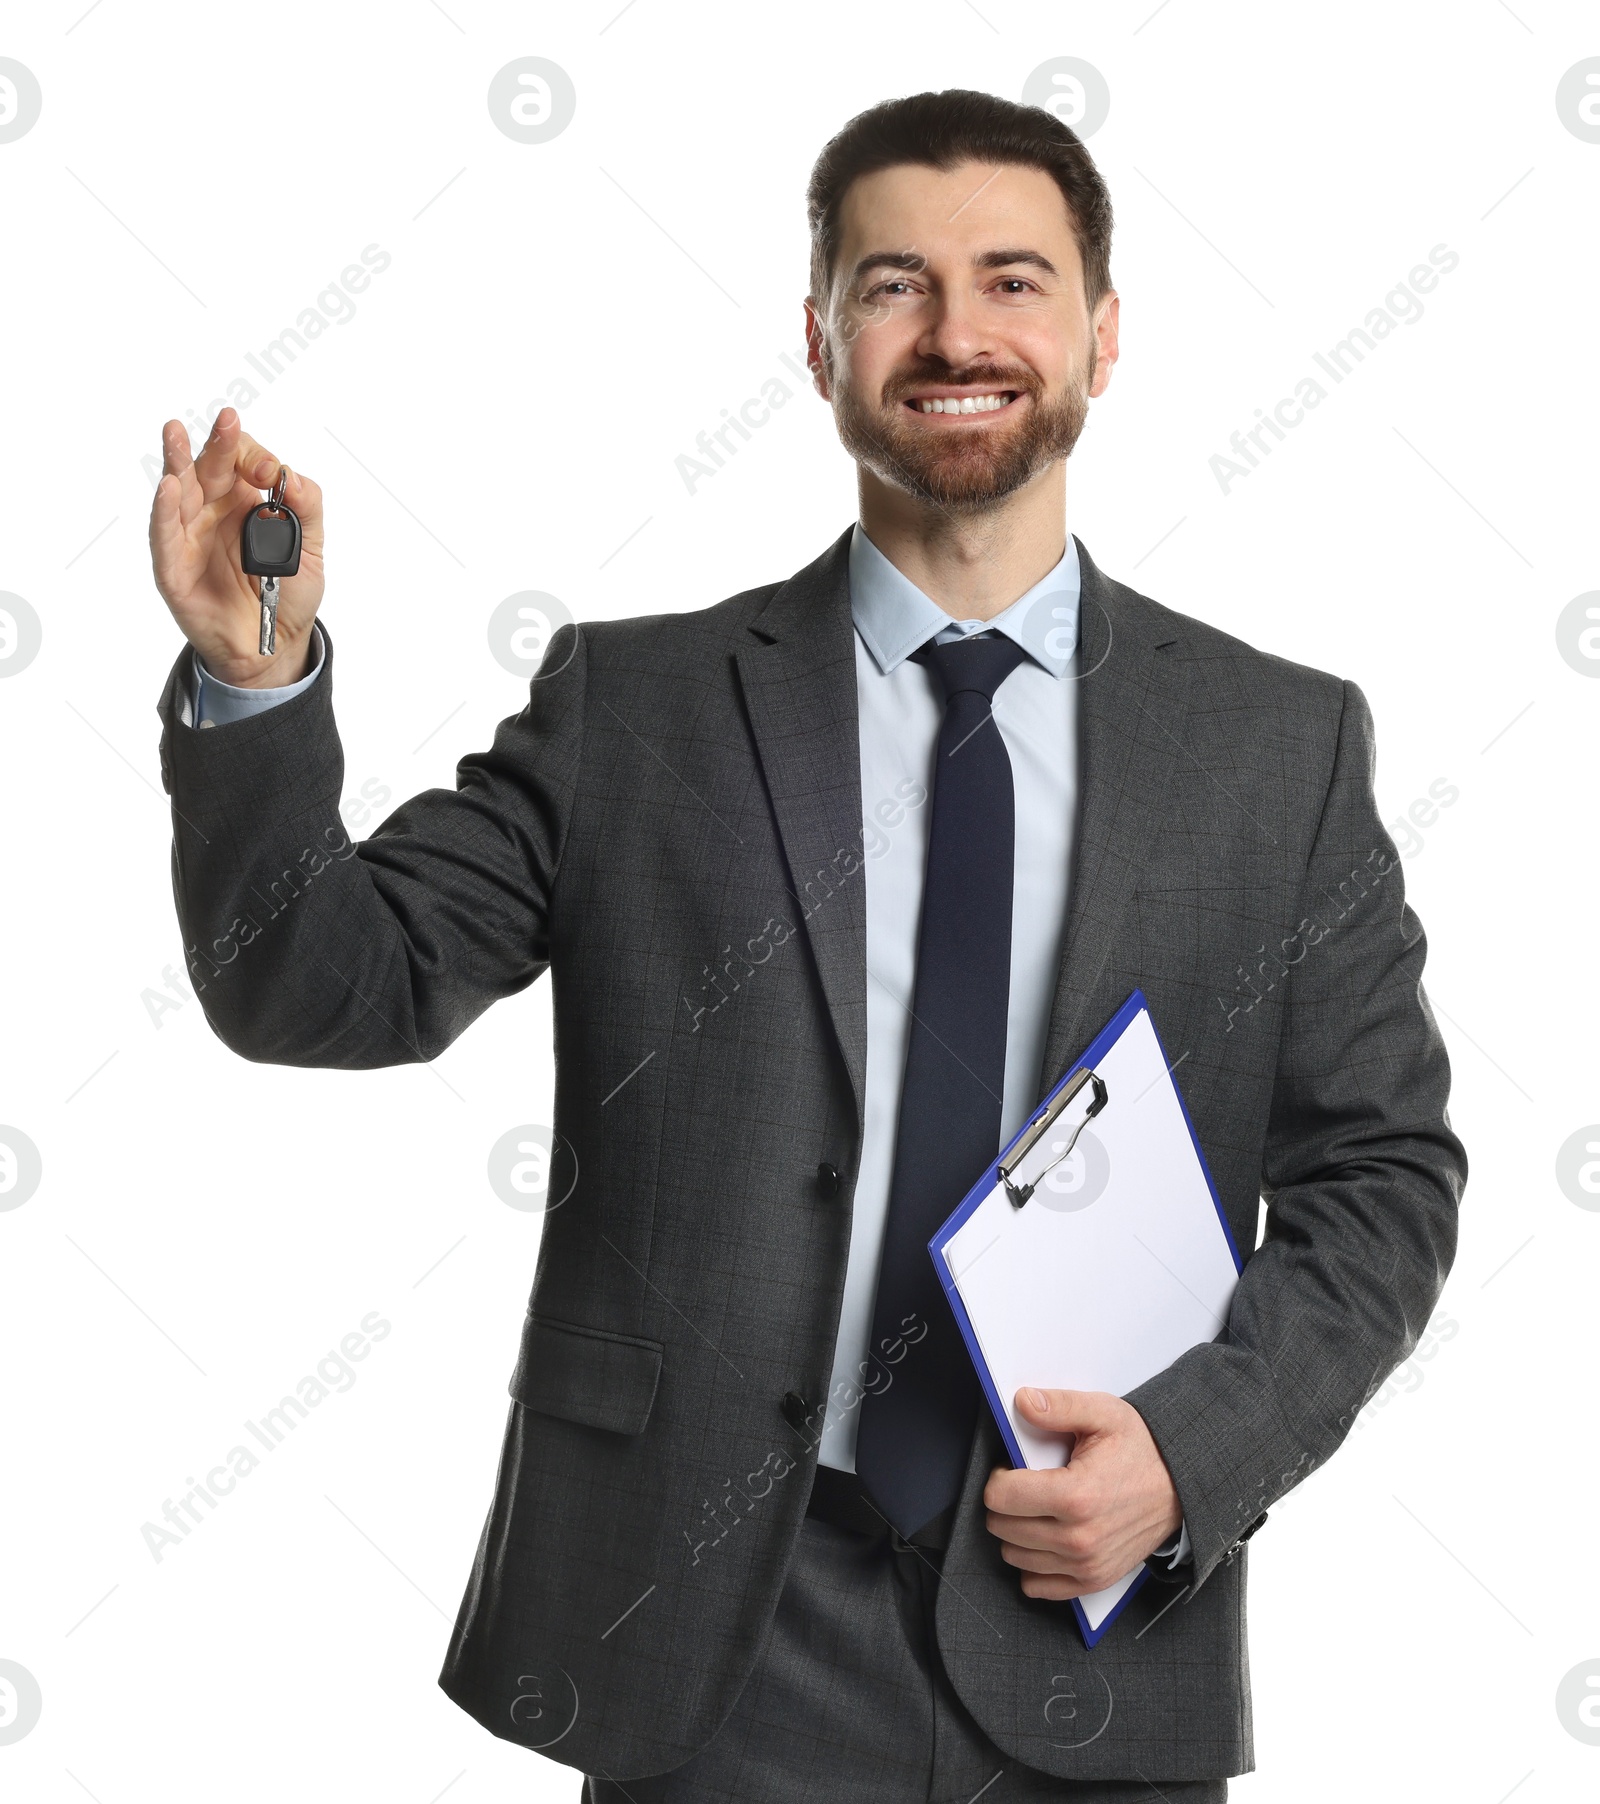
[{"left": 266, "top": 465, "right": 290, "bottom": 513}]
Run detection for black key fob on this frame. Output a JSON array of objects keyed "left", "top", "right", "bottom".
[{"left": 241, "top": 502, "right": 302, "bottom": 578}]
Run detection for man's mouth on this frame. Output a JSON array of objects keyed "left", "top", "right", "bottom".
[{"left": 901, "top": 388, "right": 1022, "bottom": 416}]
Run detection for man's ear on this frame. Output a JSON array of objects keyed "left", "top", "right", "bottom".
[
  {"left": 802, "top": 299, "right": 833, "bottom": 401},
  {"left": 1088, "top": 289, "right": 1120, "bottom": 399}
]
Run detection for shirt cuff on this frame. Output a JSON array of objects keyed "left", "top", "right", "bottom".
[
  {"left": 1152, "top": 1518, "right": 1192, "bottom": 1568},
  {"left": 189, "top": 625, "right": 326, "bottom": 728}
]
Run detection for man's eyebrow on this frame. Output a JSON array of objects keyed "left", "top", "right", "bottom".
[
  {"left": 846, "top": 249, "right": 928, "bottom": 287},
  {"left": 845, "top": 247, "right": 1060, "bottom": 287},
  {"left": 973, "top": 248, "right": 1059, "bottom": 277}
]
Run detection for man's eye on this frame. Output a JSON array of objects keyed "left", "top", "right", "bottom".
[
  {"left": 996, "top": 279, "right": 1037, "bottom": 294},
  {"left": 864, "top": 280, "right": 912, "bottom": 299}
]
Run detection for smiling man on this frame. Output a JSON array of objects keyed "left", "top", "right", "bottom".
[{"left": 148, "top": 90, "right": 1464, "bottom": 1800}]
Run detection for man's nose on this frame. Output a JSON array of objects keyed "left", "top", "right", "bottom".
[{"left": 915, "top": 291, "right": 995, "bottom": 370}]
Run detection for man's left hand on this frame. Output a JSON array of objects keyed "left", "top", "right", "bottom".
[{"left": 984, "top": 1388, "right": 1182, "bottom": 1600}]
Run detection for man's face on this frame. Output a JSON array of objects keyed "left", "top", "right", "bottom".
[{"left": 806, "top": 159, "right": 1118, "bottom": 513}]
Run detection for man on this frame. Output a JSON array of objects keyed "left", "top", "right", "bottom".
[{"left": 147, "top": 89, "right": 1465, "bottom": 1800}]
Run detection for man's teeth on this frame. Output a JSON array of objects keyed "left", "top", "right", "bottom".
[{"left": 913, "top": 392, "right": 1016, "bottom": 414}]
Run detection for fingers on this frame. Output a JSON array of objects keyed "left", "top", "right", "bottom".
[
  {"left": 233, "top": 424, "right": 282, "bottom": 491},
  {"left": 165, "top": 406, "right": 321, "bottom": 522},
  {"left": 158, "top": 418, "right": 207, "bottom": 532},
  {"left": 161, "top": 418, "right": 194, "bottom": 481},
  {"left": 280, "top": 462, "right": 324, "bottom": 553},
  {"left": 183, "top": 406, "right": 284, "bottom": 502},
  {"left": 995, "top": 1535, "right": 1080, "bottom": 1575},
  {"left": 986, "top": 1505, "right": 1073, "bottom": 1555},
  {"left": 207, "top": 412, "right": 321, "bottom": 548},
  {"left": 996, "top": 1535, "right": 1107, "bottom": 1599},
  {"left": 188, "top": 407, "right": 248, "bottom": 503},
  {"left": 152, "top": 410, "right": 258, "bottom": 586},
  {"left": 1019, "top": 1572, "right": 1094, "bottom": 1602},
  {"left": 992, "top": 1522, "right": 1131, "bottom": 1596},
  {"left": 1015, "top": 1387, "right": 1124, "bottom": 1434},
  {"left": 148, "top": 470, "right": 188, "bottom": 597},
  {"left": 985, "top": 1462, "right": 1088, "bottom": 1517}
]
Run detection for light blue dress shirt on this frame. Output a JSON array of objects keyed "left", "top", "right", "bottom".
[
  {"left": 185, "top": 527, "right": 1189, "bottom": 1567},
  {"left": 827, "top": 524, "right": 1080, "bottom": 1465}
]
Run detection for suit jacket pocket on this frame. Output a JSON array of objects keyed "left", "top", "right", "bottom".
[{"left": 508, "top": 1311, "right": 664, "bottom": 1435}]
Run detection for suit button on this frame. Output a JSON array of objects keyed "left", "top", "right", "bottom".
[
  {"left": 816, "top": 1162, "right": 842, "bottom": 1198},
  {"left": 781, "top": 1390, "right": 809, "bottom": 1429}
]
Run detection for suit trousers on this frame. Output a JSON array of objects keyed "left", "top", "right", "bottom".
[{"left": 581, "top": 1490, "right": 1228, "bottom": 1804}]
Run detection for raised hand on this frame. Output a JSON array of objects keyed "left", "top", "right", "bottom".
[{"left": 148, "top": 406, "right": 326, "bottom": 688}]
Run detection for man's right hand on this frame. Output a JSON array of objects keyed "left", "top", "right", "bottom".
[{"left": 148, "top": 405, "right": 326, "bottom": 689}]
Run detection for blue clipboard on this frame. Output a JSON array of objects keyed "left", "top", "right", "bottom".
[{"left": 927, "top": 988, "right": 1244, "bottom": 1648}]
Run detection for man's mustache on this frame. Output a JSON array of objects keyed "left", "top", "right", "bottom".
[{"left": 881, "top": 369, "right": 1041, "bottom": 404}]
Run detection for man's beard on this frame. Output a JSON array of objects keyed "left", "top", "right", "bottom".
[{"left": 828, "top": 354, "right": 1093, "bottom": 513}]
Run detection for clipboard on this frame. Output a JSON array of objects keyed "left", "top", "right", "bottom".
[{"left": 928, "top": 989, "right": 1244, "bottom": 1647}]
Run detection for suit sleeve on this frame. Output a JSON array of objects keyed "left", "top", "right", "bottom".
[
  {"left": 156, "top": 621, "right": 584, "bottom": 1067},
  {"left": 1122, "top": 678, "right": 1467, "bottom": 1593}
]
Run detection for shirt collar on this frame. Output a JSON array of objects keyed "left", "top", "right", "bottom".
[{"left": 848, "top": 521, "right": 1081, "bottom": 679}]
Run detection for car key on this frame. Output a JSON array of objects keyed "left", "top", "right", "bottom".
[{"left": 240, "top": 466, "right": 302, "bottom": 655}]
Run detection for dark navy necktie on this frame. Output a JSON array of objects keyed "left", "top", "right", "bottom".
[{"left": 854, "top": 632, "right": 1029, "bottom": 1538}]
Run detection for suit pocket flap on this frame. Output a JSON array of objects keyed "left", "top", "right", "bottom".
[{"left": 508, "top": 1312, "right": 663, "bottom": 1436}]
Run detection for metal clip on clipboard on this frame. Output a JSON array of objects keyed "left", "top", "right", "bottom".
[{"left": 998, "top": 1067, "right": 1109, "bottom": 1209}]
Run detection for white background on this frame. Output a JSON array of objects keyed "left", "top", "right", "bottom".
[{"left": 2, "top": 2, "right": 1597, "bottom": 1800}]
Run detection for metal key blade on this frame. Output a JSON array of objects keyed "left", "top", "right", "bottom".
[{"left": 258, "top": 576, "right": 279, "bottom": 656}]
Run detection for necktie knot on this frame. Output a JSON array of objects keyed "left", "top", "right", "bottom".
[{"left": 915, "top": 633, "right": 1029, "bottom": 706}]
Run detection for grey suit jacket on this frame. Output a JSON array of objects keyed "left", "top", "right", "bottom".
[{"left": 155, "top": 524, "right": 1465, "bottom": 1783}]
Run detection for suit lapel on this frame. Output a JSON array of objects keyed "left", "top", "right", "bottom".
[
  {"left": 1036, "top": 537, "right": 1190, "bottom": 1095},
  {"left": 734, "top": 526, "right": 869, "bottom": 1125}
]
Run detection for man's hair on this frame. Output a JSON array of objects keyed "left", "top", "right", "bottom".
[{"left": 806, "top": 88, "right": 1114, "bottom": 312}]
